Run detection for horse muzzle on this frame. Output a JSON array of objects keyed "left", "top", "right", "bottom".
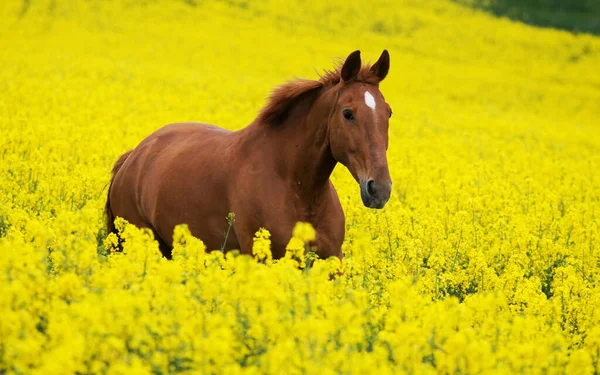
[{"left": 360, "top": 179, "right": 392, "bottom": 209}]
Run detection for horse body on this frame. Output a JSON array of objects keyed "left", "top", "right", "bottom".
[
  {"left": 109, "top": 123, "right": 239, "bottom": 254},
  {"left": 108, "top": 118, "right": 345, "bottom": 259},
  {"left": 106, "top": 50, "right": 392, "bottom": 260}
]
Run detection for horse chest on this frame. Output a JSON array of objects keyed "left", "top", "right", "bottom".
[{"left": 290, "top": 191, "right": 322, "bottom": 222}]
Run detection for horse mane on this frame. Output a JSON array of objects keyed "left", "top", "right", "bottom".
[{"left": 257, "top": 62, "right": 377, "bottom": 126}]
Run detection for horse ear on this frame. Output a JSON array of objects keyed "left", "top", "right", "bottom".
[
  {"left": 369, "top": 49, "right": 390, "bottom": 82},
  {"left": 341, "top": 50, "right": 361, "bottom": 82}
]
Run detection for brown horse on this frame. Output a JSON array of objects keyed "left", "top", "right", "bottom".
[{"left": 105, "top": 49, "right": 393, "bottom": 260}]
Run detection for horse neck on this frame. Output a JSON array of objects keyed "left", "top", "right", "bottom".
[{"left": 261, "top": 86, "right": 338, "bottom": 195}]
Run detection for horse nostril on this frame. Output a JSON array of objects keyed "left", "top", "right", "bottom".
[{"left": 367, "top": 180, "right": 376, "bottom": 197}]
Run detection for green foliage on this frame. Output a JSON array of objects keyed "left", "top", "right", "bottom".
[{"left": 458, "top": 0, "right": 600, "bottom": 35}]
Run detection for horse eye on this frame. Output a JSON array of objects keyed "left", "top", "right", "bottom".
[{"left": 343, "top": 109, "right": 354, "bottom": 121}]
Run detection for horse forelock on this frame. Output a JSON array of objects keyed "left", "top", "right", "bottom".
[{"left": 318, "top": 62, "right": 378, "bottom": 86}]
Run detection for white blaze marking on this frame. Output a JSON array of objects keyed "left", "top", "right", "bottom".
[{"left": 364, "top": 91, "right": 376, "bottom": 110}]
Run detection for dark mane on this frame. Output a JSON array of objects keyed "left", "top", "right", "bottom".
[{"left": 256, "top": 62, "right": 377, "bottom": 126}]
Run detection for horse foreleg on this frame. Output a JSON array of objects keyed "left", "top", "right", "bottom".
[{"left": 314, "top": 231, "right": 343, "bottom": 261}]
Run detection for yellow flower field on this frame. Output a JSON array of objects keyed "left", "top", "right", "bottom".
[{"left": 1, "top": 0, "right": 600, "bottom": 373}]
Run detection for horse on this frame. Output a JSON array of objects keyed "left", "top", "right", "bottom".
[{"left": 105, "top": 49, "right": 393, "bottom": 261}]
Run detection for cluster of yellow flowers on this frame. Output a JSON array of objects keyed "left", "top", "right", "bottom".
[{"left": 1, "top": 0, "right": 600, "bottom": 373}]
